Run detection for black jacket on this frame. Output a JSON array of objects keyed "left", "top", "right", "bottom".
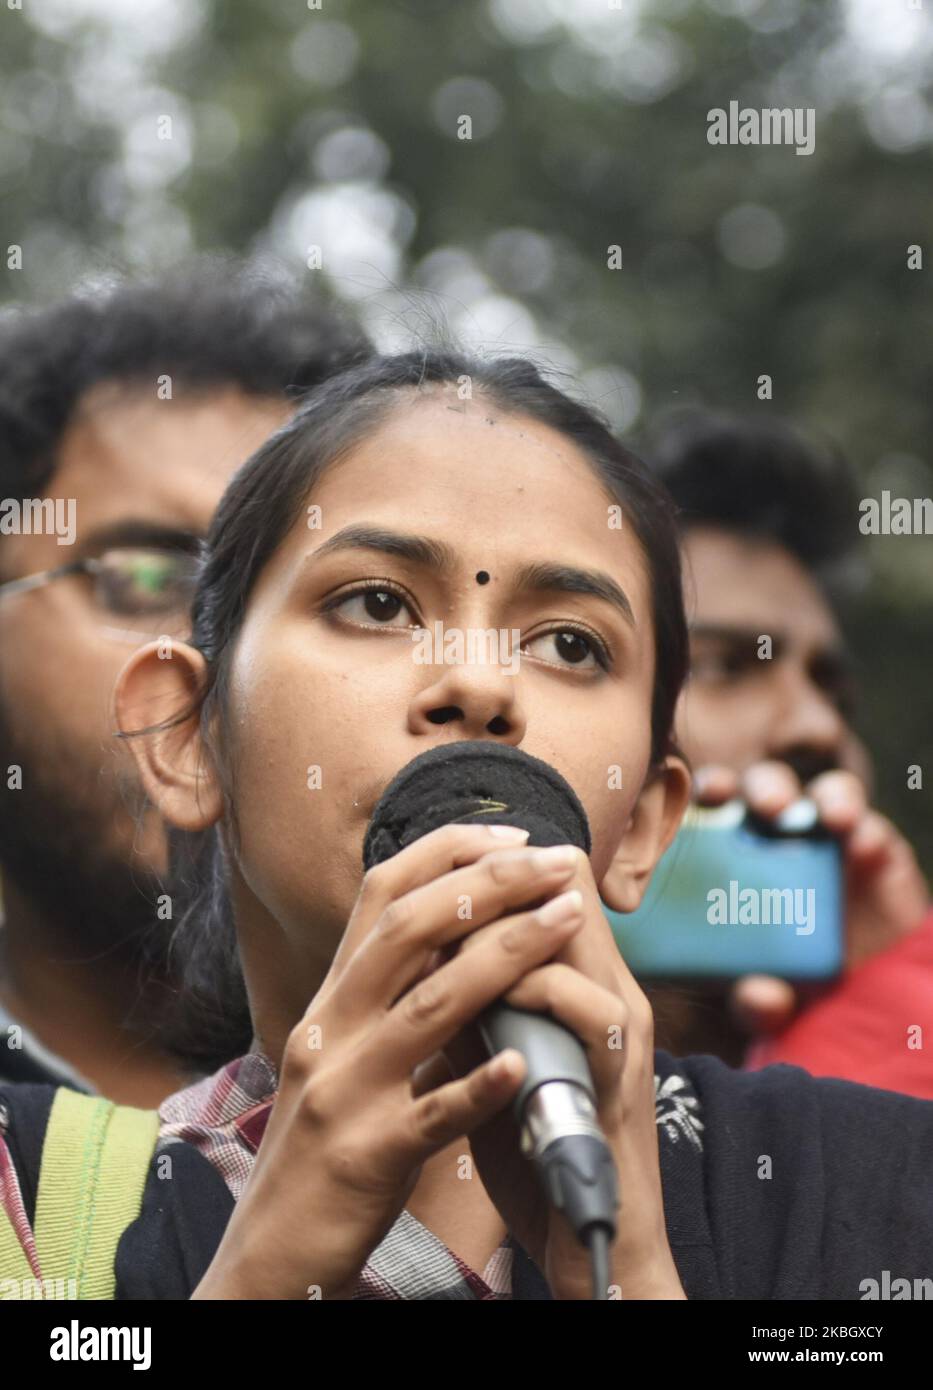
[{"left": 3, "top": 1050, "right": 933, "bottom": 1300}]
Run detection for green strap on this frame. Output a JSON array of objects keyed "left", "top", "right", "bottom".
[
  {"left": 32, "top": 1089, "right": 160, "bottom": 1299},
  {"left": 0, "top": 1204, "right": 37, "bottom": 1292}
]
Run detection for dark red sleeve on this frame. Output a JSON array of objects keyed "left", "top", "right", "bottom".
[{"left": 743, "top": 908, "right": 933, "bottom": 1098}]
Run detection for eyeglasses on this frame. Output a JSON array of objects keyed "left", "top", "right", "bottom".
[{"left": 0, "top": 546, "right": 203, "bottom": 641}]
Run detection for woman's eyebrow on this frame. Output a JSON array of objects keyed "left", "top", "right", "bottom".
[
  {"left": 515, "top": 560, "right": 636, "bottom": 629},
  {"left": 308, "top": 523, "right": 636, "bottom": 629},
  {"left": 310, "top": 523, "right": 453, "bottom": 575}
]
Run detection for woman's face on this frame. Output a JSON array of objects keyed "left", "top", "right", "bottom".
[{"left": 215, "top": 388, "right": 667, "bottom": 959}]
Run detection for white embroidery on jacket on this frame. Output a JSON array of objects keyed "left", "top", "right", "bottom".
[{"left": 655, "top": 1072, "right": 704, "bottom": 1153}]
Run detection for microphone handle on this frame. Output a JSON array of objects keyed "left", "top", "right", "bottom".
[
  {"left": 477, "top": 1004, "right": 620, "bottom": 1248},
  {"left": 478, "top": 1004, "right": 593, "bottom": 1111},
  {"left": 409, "top": 802, "right": 620, "bottom": 1257}
]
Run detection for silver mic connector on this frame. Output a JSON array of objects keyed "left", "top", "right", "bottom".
[{"left": 520, "top": 1081, "right": 603, "bottom": 1160}]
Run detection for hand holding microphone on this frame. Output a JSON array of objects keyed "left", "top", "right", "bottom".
[
  {"left": 194, "top": 746, "right": 682, "bottom": 1301},
  {"left": 362, "top": 740, "right": 683, "bottom": 1300},
  {"left": 364, "top": 740, "right": 620, "bottom": 1296},
  {"left": 193, "top": 818, "right": 592, "bottom": 1300}
]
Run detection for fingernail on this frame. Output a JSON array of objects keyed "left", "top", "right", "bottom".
[
  {"left": 537, "top": 889, "right": 584, "bottom": 926},
  {"left": 532, "top": 845, "right": 577, "bottom": 872},
  {"left": 490, "top": 1049, "right": 520, "bottom": 1080},
  {"left": 692, "top": 767, "right": 715, "bottom": 796},
  {"left": 744, "top": 767, "right": 781, "bottom": 801},
  {"left": 487, "top": 825, "right": 530, "bottom": 840}
]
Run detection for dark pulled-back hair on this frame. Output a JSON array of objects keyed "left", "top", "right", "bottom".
[
  {"left": 645, "top": 409, "right": 867, "bottom": 601},
  {"left": 151, "top": 348, "right": 690, "bottom": 1073}
]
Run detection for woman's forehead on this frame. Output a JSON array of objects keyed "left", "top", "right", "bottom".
[
  {"left": 273, "top": 393, "right": 653, "bottom": 618},
  {"left": 360, "top": 385, "right": 582, "bottom": 459},
  {"left": 312, "top": 392, "right": 619, "bottom": 530}
]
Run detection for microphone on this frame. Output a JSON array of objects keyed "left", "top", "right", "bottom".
[{"left": 362, "top": 740, "right": 619, "bottom": 1296}]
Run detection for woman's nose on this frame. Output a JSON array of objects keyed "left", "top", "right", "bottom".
[{"left": 407, "top": 660, "right": 526, "bottom": 744}]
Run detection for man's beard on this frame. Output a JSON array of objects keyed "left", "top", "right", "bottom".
[{"left": 0, "top": 695, "right": 168, "bottom": 972}]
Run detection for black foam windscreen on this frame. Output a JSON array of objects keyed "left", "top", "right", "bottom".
[{"left": 362, "top": 740, "right": 591, "bottom": 870}]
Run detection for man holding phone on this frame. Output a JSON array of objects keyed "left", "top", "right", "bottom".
[{"left": 644, "top": 412, "right": 932, "bottom": 1094}]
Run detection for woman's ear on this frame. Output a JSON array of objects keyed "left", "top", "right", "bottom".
[
  {"left": 599, "top": 755, "right": 691, "bottom": 914},
  {"left": 114, "top": 639, "right": 224, "bottom": 833}
]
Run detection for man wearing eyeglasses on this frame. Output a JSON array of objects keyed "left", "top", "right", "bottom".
[{"left": 0, "top": 261, "right": 369, "bottom": 1104}]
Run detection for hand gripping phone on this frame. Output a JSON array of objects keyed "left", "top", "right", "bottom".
[{"left": 603, "top": 797, "right": 844, "bottom": 981}]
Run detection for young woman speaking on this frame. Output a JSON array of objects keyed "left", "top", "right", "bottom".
[{"left": 3, "top": 349, "right": 931, "bottom": 1300}]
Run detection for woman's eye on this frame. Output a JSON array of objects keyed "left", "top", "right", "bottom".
[
  {"left": 329, "top": 586, "right": 418, "bottom": 628},
  {"left": 523, "top": 629, "right": 608, "bottom": 671}
]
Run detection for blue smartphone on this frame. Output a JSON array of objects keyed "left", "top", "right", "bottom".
[{"left": 603, "top": 798, "right": 844, "bottom": 981}]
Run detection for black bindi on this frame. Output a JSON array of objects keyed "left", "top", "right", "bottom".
[{"left": 475, "top": 570, "right": 490, "bottom": 585}]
